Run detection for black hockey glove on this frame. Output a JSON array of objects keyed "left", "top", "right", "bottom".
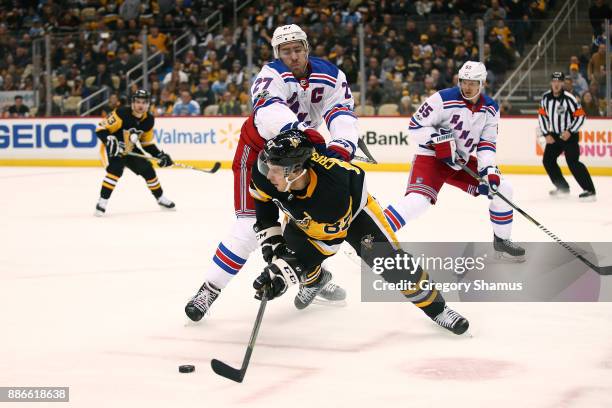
[
  {"left": 253, "top": 255, "right": 303, "bottom": 300},
  {"left": 106, "top": 135, "right": 125, "bottom": 157},
  {"left": 254, "top": 222, "right": 284, "bottom": 264},
  {"left": 156, "top": 151, "right": 173, "bottom": 167}
]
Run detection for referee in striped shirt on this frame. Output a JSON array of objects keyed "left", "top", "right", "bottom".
[{"left": 538, "top": 72, "right": 596, "bottom": 201}]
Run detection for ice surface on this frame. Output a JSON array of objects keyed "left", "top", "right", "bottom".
[{"left": 1, "top": 167, "right": 611, "bottom": 407}]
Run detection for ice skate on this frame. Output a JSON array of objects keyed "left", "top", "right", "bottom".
[
  {"left": 94, "top": 198, "right": 108, "bottom": 217},
  {"left": 432, "top": 305, "right": 469, "bottom": 335},
  {"left": 549, "top": 188, "right": 569, "bottom": 198},
  {"left": 294, "top": 268, "right": 336, "bottom": 310},
  {"left": 494, "top": 235, "right": 526, "bottom": 262},
  {"left": 312, "top": 278, "right": 347, "bottom": 307},
  {"left": 578, "top": 191, "right": 596, "bottom": 202},
  {"left": 157, "top": 195, "right": 176, "bottom": 210},
  {"left": 185, "top": 281, "right": 220, "bottom": 321}
]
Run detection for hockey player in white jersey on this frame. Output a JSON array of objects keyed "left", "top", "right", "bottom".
[
  {"left": 185, "top": 24, "right": 357, "bottom": 321},
  {"left": 383, "top": 61, "right": 525, "bottom": 260}
]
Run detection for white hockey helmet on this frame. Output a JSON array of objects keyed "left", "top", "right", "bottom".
[
  {"left": 458, "top": 61, "right": 487, "bottom": 99},
  {"left": 271, "top": 24, "right": 309, "bottom": 59}
]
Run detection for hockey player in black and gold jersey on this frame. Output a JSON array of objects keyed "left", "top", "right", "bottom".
[
  {"left": 94, "top": 89, "right": 175, "bottom": 216},
  {"left": 250, "top": 129, "right": 470, "bottom": 335}
]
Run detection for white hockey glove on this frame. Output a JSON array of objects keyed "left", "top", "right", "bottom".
[
  {"left": 105, "top": 135, "right": 125, "bottom": 157},
  {"left": 254, "top": 222, "right": 284, "bottom": 264},
  {"left": 253, "top": 252, "right": 304, "bottom": 300},
  {"left": 477, "top": 166, "right": 501, "bottom": 198}
]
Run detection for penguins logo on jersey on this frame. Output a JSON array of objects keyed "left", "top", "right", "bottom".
[
  {"left": 361, "top": 234, "right": 374, "bottom": 250},
  {"left": 289, "top": 137, "right": 300, "bottom": 148}
]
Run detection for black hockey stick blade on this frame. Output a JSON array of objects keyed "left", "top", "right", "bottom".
[
  {"left": 357, "top": 138, "right": 378, "bottom": 164},
  {"left": 204, "top": 161, "right": 221, "bottom": 173},
  {"left": 579, "top": 255, "right": 612, "bottom": 275},
  {"left": 210, "top": 359, "right": 244, "bottom": 383}
]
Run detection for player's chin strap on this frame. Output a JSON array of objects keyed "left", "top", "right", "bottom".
[
  {"left": 455, "top": 157, "right": 612, "bottom": 275},
  {"left": 283, "top": 168, "right": 307, "bottom": 192}
]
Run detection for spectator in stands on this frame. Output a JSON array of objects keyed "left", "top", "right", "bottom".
[
  {"left": 227, "top": 60, "right": 244, "bottom": 85},
  {"left": 563, "top": 77, "right": 579, "bottom": 98},
  {"left": 415, "top": 0, "right": 433, "bottom": 17},
  {"left": 54, "top": 74, "right": 71, "bottom": 97},
  {"left": 568, "top": 63, "right": 588, "bottom": 97},
  {"left": 589, "top": 0, "right": 612, "bottom": 37},
  {"left": 173, "top": 90, "right": 200, "bottom": 116},
  {"left": 491, "top": 19, "right": 514, "bottom": 52},
  {"left": 100, "top": 93, "right": 121, "bottom": 118},
  {"left": 578, "top": 46, "right": 592, "bottom": 79},
  {"left": 217, "top": 91, "right": 241, "bottom": 115},
  {"left": 153, "top": 88, "right": 175, "bottom": 116},
  {"left": 418, "top": 34, "right": 433, "bottom": 58},
  {"left": 211, "top": 67, "right": 230, "bottom": 96},
  {"left": 71, "top": 77, "right": 83, "bottom": 97},
  {"left": 193, "top": 77, "right": 216, "bottom": 113},
  {"left": 399, "top": 95, "right": 415, "bottom": 116},
  {"left": 582, "top": 91, "right": 601, "bottom": 117},
  {"left": 341, "top": 57, "right": 358, "bottom": 87},
  {"left": 366, "top": 74, "right": 383, "bottom": 107},
  {"left": 93, "top": 63, "right": 114, "bottom": 91},
  {"left": 486, "top": 31, "right": 511, "bottom": 79},
  {"left": 113, "top": 48, "right": 133, "bottom": 92},
  {"left": 120, "top": 0, "right": 140, "bottom": 21},
  {"left": 404, "top": 19, "right": 419, "bottom": 47},
  {"left": 484, "top": 0, "right": 507, "bottom": 27},
  {"left": 506, "top": 0, "right": 530, "bottom": 56},
  {"left": 2, "top": 74, "right": 14, "bottom": 91},
  {"left": 163, "top": 62, "right": 189, "bottom": 87},
  {"left": 147, "top": 26, "right": 168, "bottom": 54},
  {"left": 588, "top": 44, "right": 609, "bottom": 89},
  {"left": 8, "top": 95, "right": 30, "bottom": 117}
]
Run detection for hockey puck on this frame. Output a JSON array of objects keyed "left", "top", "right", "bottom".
[{"left": 179, "top": 364, "right": 195, "bottom": 373}]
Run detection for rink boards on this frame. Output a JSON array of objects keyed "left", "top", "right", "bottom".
[{"left": 1, "top": 116, "right": 611, "bottom": 175}]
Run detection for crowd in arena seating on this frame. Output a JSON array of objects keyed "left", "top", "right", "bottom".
[
  {"left": 3, "top": 0, "right": 606, "bottom": 118},
  {"left": 565, "top": 0, "right": 612, "bottom": 117}
]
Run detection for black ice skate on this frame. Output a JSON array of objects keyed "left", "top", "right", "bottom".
[
  {"left": 578, "top": 191, "right": 596, "bottom": 202},
  {"left": 432, "top": 305, "right": 469, "bottom": 335},
  {"left": 549, "top": 188, "right": 570, "bottom": 198},
  {"left": 157, "top": 195, "right": 176, "bottom": 210},
  {"left": 494, "top": 234, "right": 526, "bottom": 262},
  {"left": 295, "top": 268, "right": 335, "bottom": 310},
  {"left": 185, "top": 281, "right": 220, "bottom": 321}
]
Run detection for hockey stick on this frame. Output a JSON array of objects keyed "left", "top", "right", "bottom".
[
  {"left": 210, "top": 288, "right": 269, "bottom": 383},
  {"left": 357, "top": 138, "right": 378, "bottom": 164},
  {"left": 457, "top": 160, "right": 612, "bottom": 275},
  {"left": 353, "top": 154, "right": 377, "bottom": 164},
  {"left": 125, "top": 152, "right": 221, "bottom": 174}
]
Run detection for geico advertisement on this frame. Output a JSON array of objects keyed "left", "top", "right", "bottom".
[
  {"left": 1, "top": 117, "right": 611, "bottom": 168},
  {"left": 0, "top": 118, "right": 100, "bottom": 158}
]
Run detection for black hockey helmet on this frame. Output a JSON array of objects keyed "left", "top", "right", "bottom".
[
  {"left": 257, "top": 129, "right": 314, "bottom": 176},
  {"left": 551, "top": 71, "right": 565, "bottom": 81},
  {"left": 131, "top": 89, "right": 150, "bottom": 103}
]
